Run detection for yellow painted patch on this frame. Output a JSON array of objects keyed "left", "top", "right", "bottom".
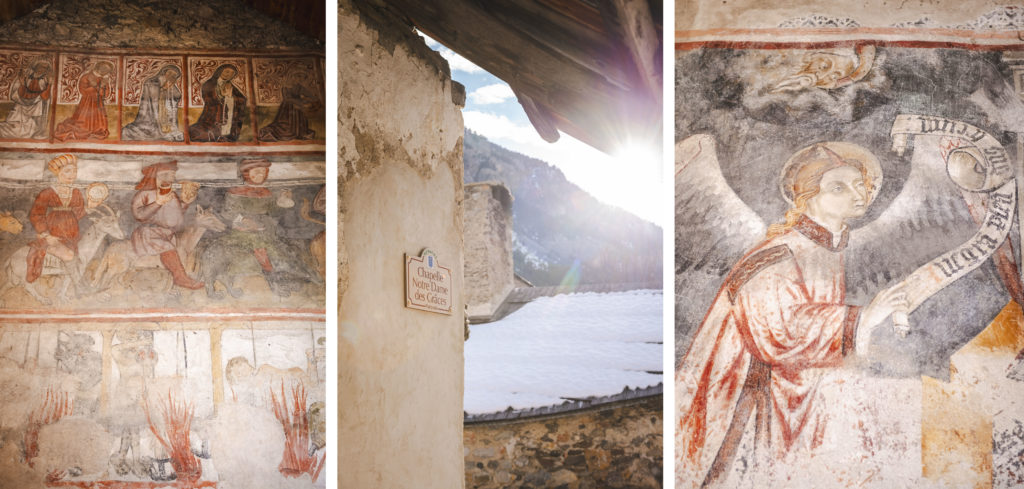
[{"left": 959, "top": 301, "right": 1024, "bottom": 354}]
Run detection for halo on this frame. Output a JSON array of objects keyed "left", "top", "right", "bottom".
[{"left": 779, "top": 141, "right": 883, "bottom": 205}]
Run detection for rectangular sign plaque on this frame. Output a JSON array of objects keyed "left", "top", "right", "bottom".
[{"left": 405, "top": 249, "right": 453, "bottom": 315}]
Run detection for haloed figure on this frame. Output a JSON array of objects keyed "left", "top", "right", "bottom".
[{"left": 676, "top": 142, "right": 908, "bottom": 487}]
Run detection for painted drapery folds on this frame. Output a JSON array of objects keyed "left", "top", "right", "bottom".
[
  {"left": 0, "top": 48, "right": 325, "bottom": 147},
  {"left": 0, "top": 48, "right": 325, "bottom": 489},
  {"left": 676, "top": 42, "right": 1024, "bottom": 488}
]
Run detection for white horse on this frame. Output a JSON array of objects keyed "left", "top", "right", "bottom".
[{"left": 1, "top": 205, "right": 125, "bottom": 306}]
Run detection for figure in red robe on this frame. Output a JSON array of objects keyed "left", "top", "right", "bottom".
[
  {"left": 54, "top": 61, "right": 113, "bottom": 141},
  {"left": 676, "top": 143, "right": 908, "bottom": 488},
  {"left": 27, "top": 154, "right": 86, "bottom": 284}
]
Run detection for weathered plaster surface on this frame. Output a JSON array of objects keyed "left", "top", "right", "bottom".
[
  {"left": 676, "top": 8, "right": 1024, "bottom": 487},
  {"left": 340, "top": 1, "right": 466, "bottom": 488},
  {"left": 678, "top": 0, "right": 1021, "bottom": 30},
  {"left": 0, "top": 1, "right": 326, "bottom": 487}
]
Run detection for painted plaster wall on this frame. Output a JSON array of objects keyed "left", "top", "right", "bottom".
[
  {"left": 464, "top": 183, "right": 514, "bottom": 319},
  {"left": 0, "top": 1, "right": 326, "bottom": 488},
  {"left": 463, "top": 396, "right": 663, "bottom": 489},
  {"left": 676, "top": 4, "right": 1024, "bottom": 487},
  {"left": 340, "top": 1, "right": 466, "bottom": 488}
]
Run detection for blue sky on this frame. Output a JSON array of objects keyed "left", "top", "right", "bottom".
[{"left": 420, "top": 34, "right": 664, "bottom": 227}]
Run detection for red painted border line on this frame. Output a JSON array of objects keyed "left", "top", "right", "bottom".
[
  {"left": 676, "top": 26, "right": 1024, "bottom": 40},
  {"left": 676, "top": 39, "right": 1024, "bottom": 51},
  {"left": 0, "top": 315, "right": 326, "bottom": 324},
  {"left": 0, "top": 306, "right": 324, "bottom": 314},
  {"left": 0, "top": 146, "right": 326, "bottom": 157},
  {"left": 0, "top": 307, "right": 326, "bottom": 323},
  {"left": 47, "top": 480, "right": 217, "bottom": 488}
]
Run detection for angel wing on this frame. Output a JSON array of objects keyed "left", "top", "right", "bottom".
[
  {"left": 675, "top": 134, "right": 766, "bottom": 356},
  {"left": 847, "top": 133, "right": 1015, "bottom": 378}
]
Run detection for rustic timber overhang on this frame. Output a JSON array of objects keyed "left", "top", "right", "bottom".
[{"left": 365, "top": 0, "right": 663, "bottom": 155}]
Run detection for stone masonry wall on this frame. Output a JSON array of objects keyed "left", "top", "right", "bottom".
[
  {"left": 464, "top": 182, "right": 514, "bottom": 319},
  {"left": 464, "top": 395, "right": 662, "bottom": 489},
  {"left": 0, "top": 0, "right": 319, "bottom": 50}
]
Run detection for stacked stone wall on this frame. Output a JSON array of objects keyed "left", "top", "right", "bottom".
[{"left": 464, "top": 395, "right": 662, "bottom": 489}]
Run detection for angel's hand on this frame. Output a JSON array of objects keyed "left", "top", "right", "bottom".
[{"left": 856, "top": 283, "right": 909, "bottom": 355}]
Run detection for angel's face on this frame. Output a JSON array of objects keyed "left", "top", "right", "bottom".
[{"left": 807, "top": 165, "right": 868, "bottom": 222}]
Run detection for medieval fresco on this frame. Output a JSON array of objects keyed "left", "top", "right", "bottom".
[
  {"left": 0, "top": 3, "right": 326, "bottom": 487},
  {"left": 676, "top": 44, "right": 1024, "bottom": 488},
  {"left": 0, "top": 50, "right": 55, "bottom": 140},
  {"left": 188, "top": 57, "right": 251, "bottom": 143},
  {"left": 0, "top": 154, "right": 326, "bottom": 488},
  {"left": 0, "top": 154, "right": 326, "bottom": 311},
  {"left": 0, "top": 48, "right": 325, "bottom": 148},
  {"left": 0, "top": 55, "right": 325, "bottom": 489},
  {"left": 0, "top": 321, "right": 327, "bottom": 488},
  {"left": 53, "top": 54, "right": 119, "bottom": 142},
  {"left": 253, "top": 57, "right": 324, "bottom": 143},
  {"left": 121, "top": 56, "right": 185, "bottom": 142}
]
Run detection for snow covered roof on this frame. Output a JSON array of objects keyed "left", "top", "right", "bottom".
[{"left": 464, "top": 289, "right": 662, "bottom": 415}]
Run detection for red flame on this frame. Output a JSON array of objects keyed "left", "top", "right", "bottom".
[
  {"left": 25, "top": 389, "right": 74, "bottom": 468},
  {"left": 270, "top": 382, "right": 324, "bottom": 483}
]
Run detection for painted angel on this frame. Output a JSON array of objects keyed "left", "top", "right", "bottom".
[
  {"left": 675, "top": 130, "right": 1022, "bottom": 487},
  {"left": 676, "top": 139, "right": 908, "bottom": 487}
]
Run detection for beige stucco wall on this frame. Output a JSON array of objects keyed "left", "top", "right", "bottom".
[
  {"left": 679, "top": 0, "right": 1017, "bottom": 30},
  {"left": 340, "top": 1, "right": 466, "bottom": 488}
]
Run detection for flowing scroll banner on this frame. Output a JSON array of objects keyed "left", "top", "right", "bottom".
[{"left": 889, "top": 115, "right": 1017, "bottom": 335}]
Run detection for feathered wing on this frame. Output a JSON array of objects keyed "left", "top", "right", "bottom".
[{"left": 675, "top": 134, "right": 766, "bottom": 357}]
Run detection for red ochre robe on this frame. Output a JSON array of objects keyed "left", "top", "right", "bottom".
[
  {"left": 54, "top": 72, "right": 110, "bottom": 141},
  {"left": 676, "top": 215, "right": 860, "bottom": 488},
  {"left": 27, "top": 187, "right": 85, "bottom": 283}
]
